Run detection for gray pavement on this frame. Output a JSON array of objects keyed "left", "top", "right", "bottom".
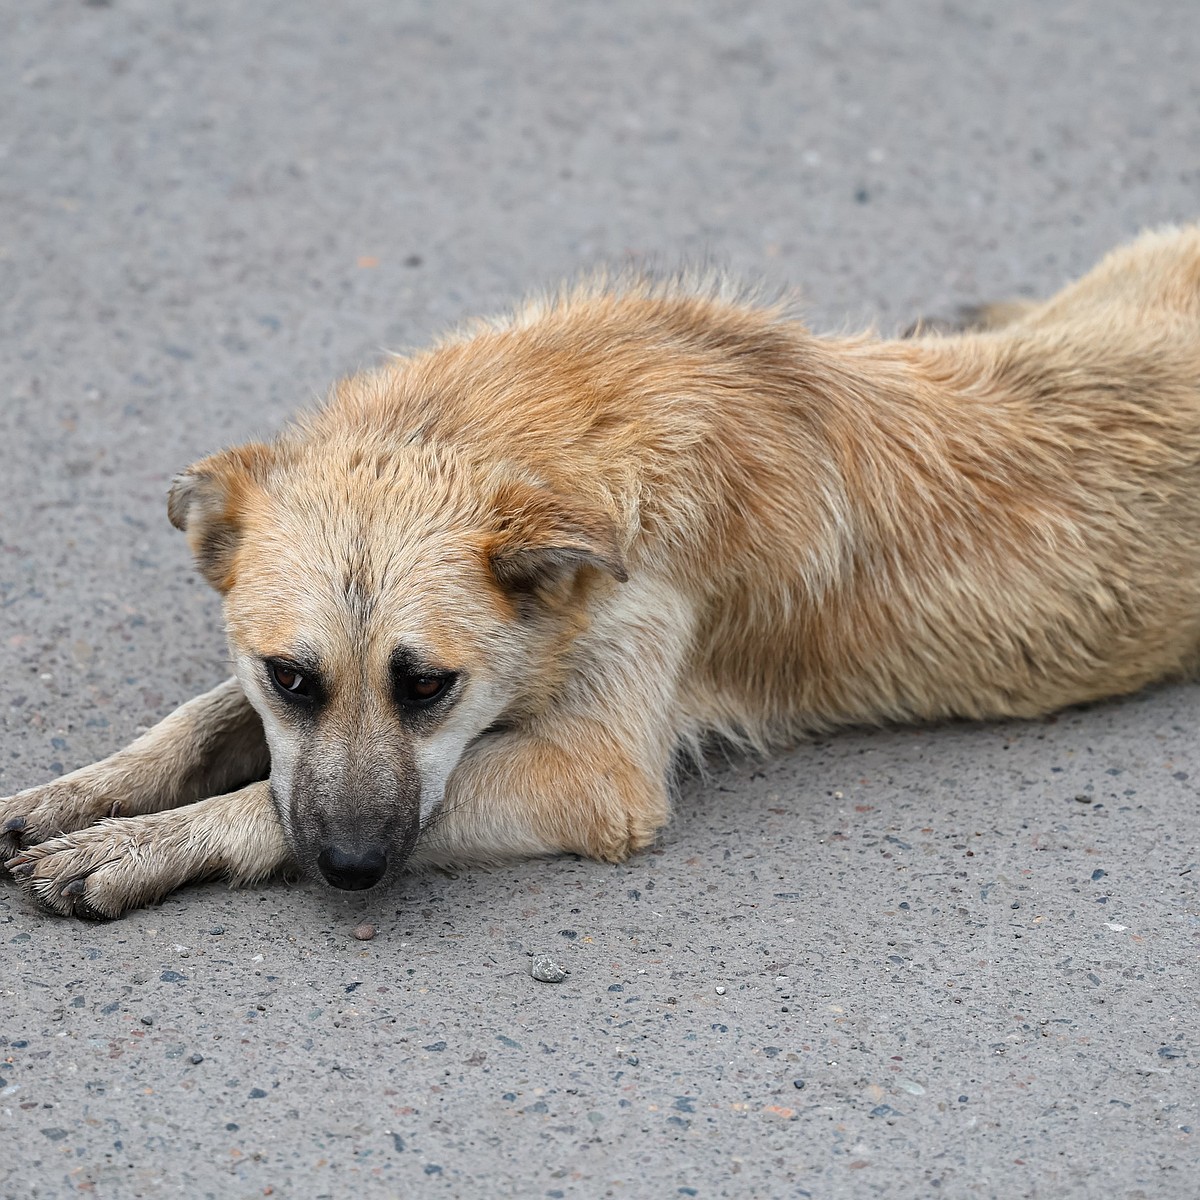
[{"left": 1, "top": 2, "right": 1198, "bottom": 1197}]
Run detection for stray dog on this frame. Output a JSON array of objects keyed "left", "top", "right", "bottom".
[{"left": 4, "top": 226, "right": 1200, "bottom": 919}]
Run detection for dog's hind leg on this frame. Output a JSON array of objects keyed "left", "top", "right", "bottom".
[
  {"left": 906, "top": 227, "right": 1200, "bottom": 339},
  {"left": 8, "top": 779, "right": 290, "bottom": 919},
  {"left": 1031, "top": 225, "right": 1200, "bottom": 321},
  {"left": 0, "top": 678, "right": 268, "bottom": 860}
]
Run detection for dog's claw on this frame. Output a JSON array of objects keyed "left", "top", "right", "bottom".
[
  {"left": 3, "top": 816, "right": 26, "bottom": 833},
  {"left": 61, "top": 879, "right": 87, "bottom": 897},
  {"left": 7, "top": 860, "right": 35, "bottom": 877},
  {"left": 72, "top": 896, "right": 113, "bottom": 922}
]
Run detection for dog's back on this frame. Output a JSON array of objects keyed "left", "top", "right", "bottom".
[{"left": 303, "top": 227, "right": 1200, "bottom": 745}]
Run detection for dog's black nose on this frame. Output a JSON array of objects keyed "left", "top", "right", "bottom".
[{"left": 317, "top": 844, "right": 388, "bottom": 890}]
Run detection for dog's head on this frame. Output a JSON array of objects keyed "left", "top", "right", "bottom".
[{"left": 167, "top": 436, "right": 626, "bottom": 890}]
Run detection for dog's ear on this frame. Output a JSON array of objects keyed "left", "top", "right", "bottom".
[
  {"left": 487, "top": 480, "right": 628, "bottom": 596},
  {"left": 167, "top": 443, "right": 274, "bottom": 592}
]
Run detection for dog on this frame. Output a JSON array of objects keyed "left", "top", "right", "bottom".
[{"left": 4, "top": 225, "right": 1200, "bottom": 920}]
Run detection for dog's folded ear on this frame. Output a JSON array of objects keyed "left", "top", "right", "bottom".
[
  {"left": 167, "top": 443, "right": 275, "bottom": 592},
  {"left": 486, "top": 479, "right": 628, "bottom": 596}
]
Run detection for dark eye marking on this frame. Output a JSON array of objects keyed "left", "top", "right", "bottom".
[
  {"left": 265, "top": 658, "right": 320, "bottom": 705},
  {"left": 395, "top": 669, "right": 458, "bottom": 709},
  {"left": 389, "top": 647, "right": 464, "bottom": 714}
]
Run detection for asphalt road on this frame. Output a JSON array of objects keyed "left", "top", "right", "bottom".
[{"left": 1, "top": 2, "right": 1198, "bottom": 1197}]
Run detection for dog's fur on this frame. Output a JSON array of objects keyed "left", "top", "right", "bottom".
[{"left": 4, "top": 226, "right": 1200, "bottom": 918}]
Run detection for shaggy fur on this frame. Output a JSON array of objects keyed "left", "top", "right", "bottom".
[{"left": 4, "top": 225, "right": 1200, "bottom": 918}]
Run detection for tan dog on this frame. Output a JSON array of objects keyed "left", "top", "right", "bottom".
[{"left": 4, "top": 226, "right": 1200, "bottom": 919}]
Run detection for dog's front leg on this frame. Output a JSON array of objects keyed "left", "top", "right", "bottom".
[
  {"left": 415, "top": 579, "right": 692, "bottom": 870},
  {"left": 413, "top": 713, "right": 676, "bottom": 870},
  {"left": 0, "top": 678, "right": 269, "bottom": 859},
  {"left": 7, "top": 779, "right": 291, "bottom": 919}
]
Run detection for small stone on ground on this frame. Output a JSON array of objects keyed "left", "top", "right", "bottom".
[{"left": 530, "top": 955, "right": 568, "bottom": 983}]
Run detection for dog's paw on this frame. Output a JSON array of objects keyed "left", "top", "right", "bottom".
[
  {"left": 0, "top": 778, "right": 127, "bottom": 864},
  {"left": 902, "top": 299, "right": 1038, "bottom": 338},
  {"left": 902, "top": 305, "right": 988, "bottom": 338},
  {"left": 6, "top": 818, "right": 182, "bottom": 920},
  {"left": 575, "top": 780, "right": 668, "bottom": 865},
  {"left": 583, "top": 815, "right": 662, "bottom": 864}
]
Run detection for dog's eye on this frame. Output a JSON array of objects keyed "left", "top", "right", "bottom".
[
  {"left": 397, "top": 672, "right": 455, "bottom": 706},
  {"left": 268, "top": 661, "right": 315, "bottom": 701}
]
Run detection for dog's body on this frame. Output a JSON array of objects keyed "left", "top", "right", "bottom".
[{"left": 5, "top": 226, "right": 1200, "bottom": 918}]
